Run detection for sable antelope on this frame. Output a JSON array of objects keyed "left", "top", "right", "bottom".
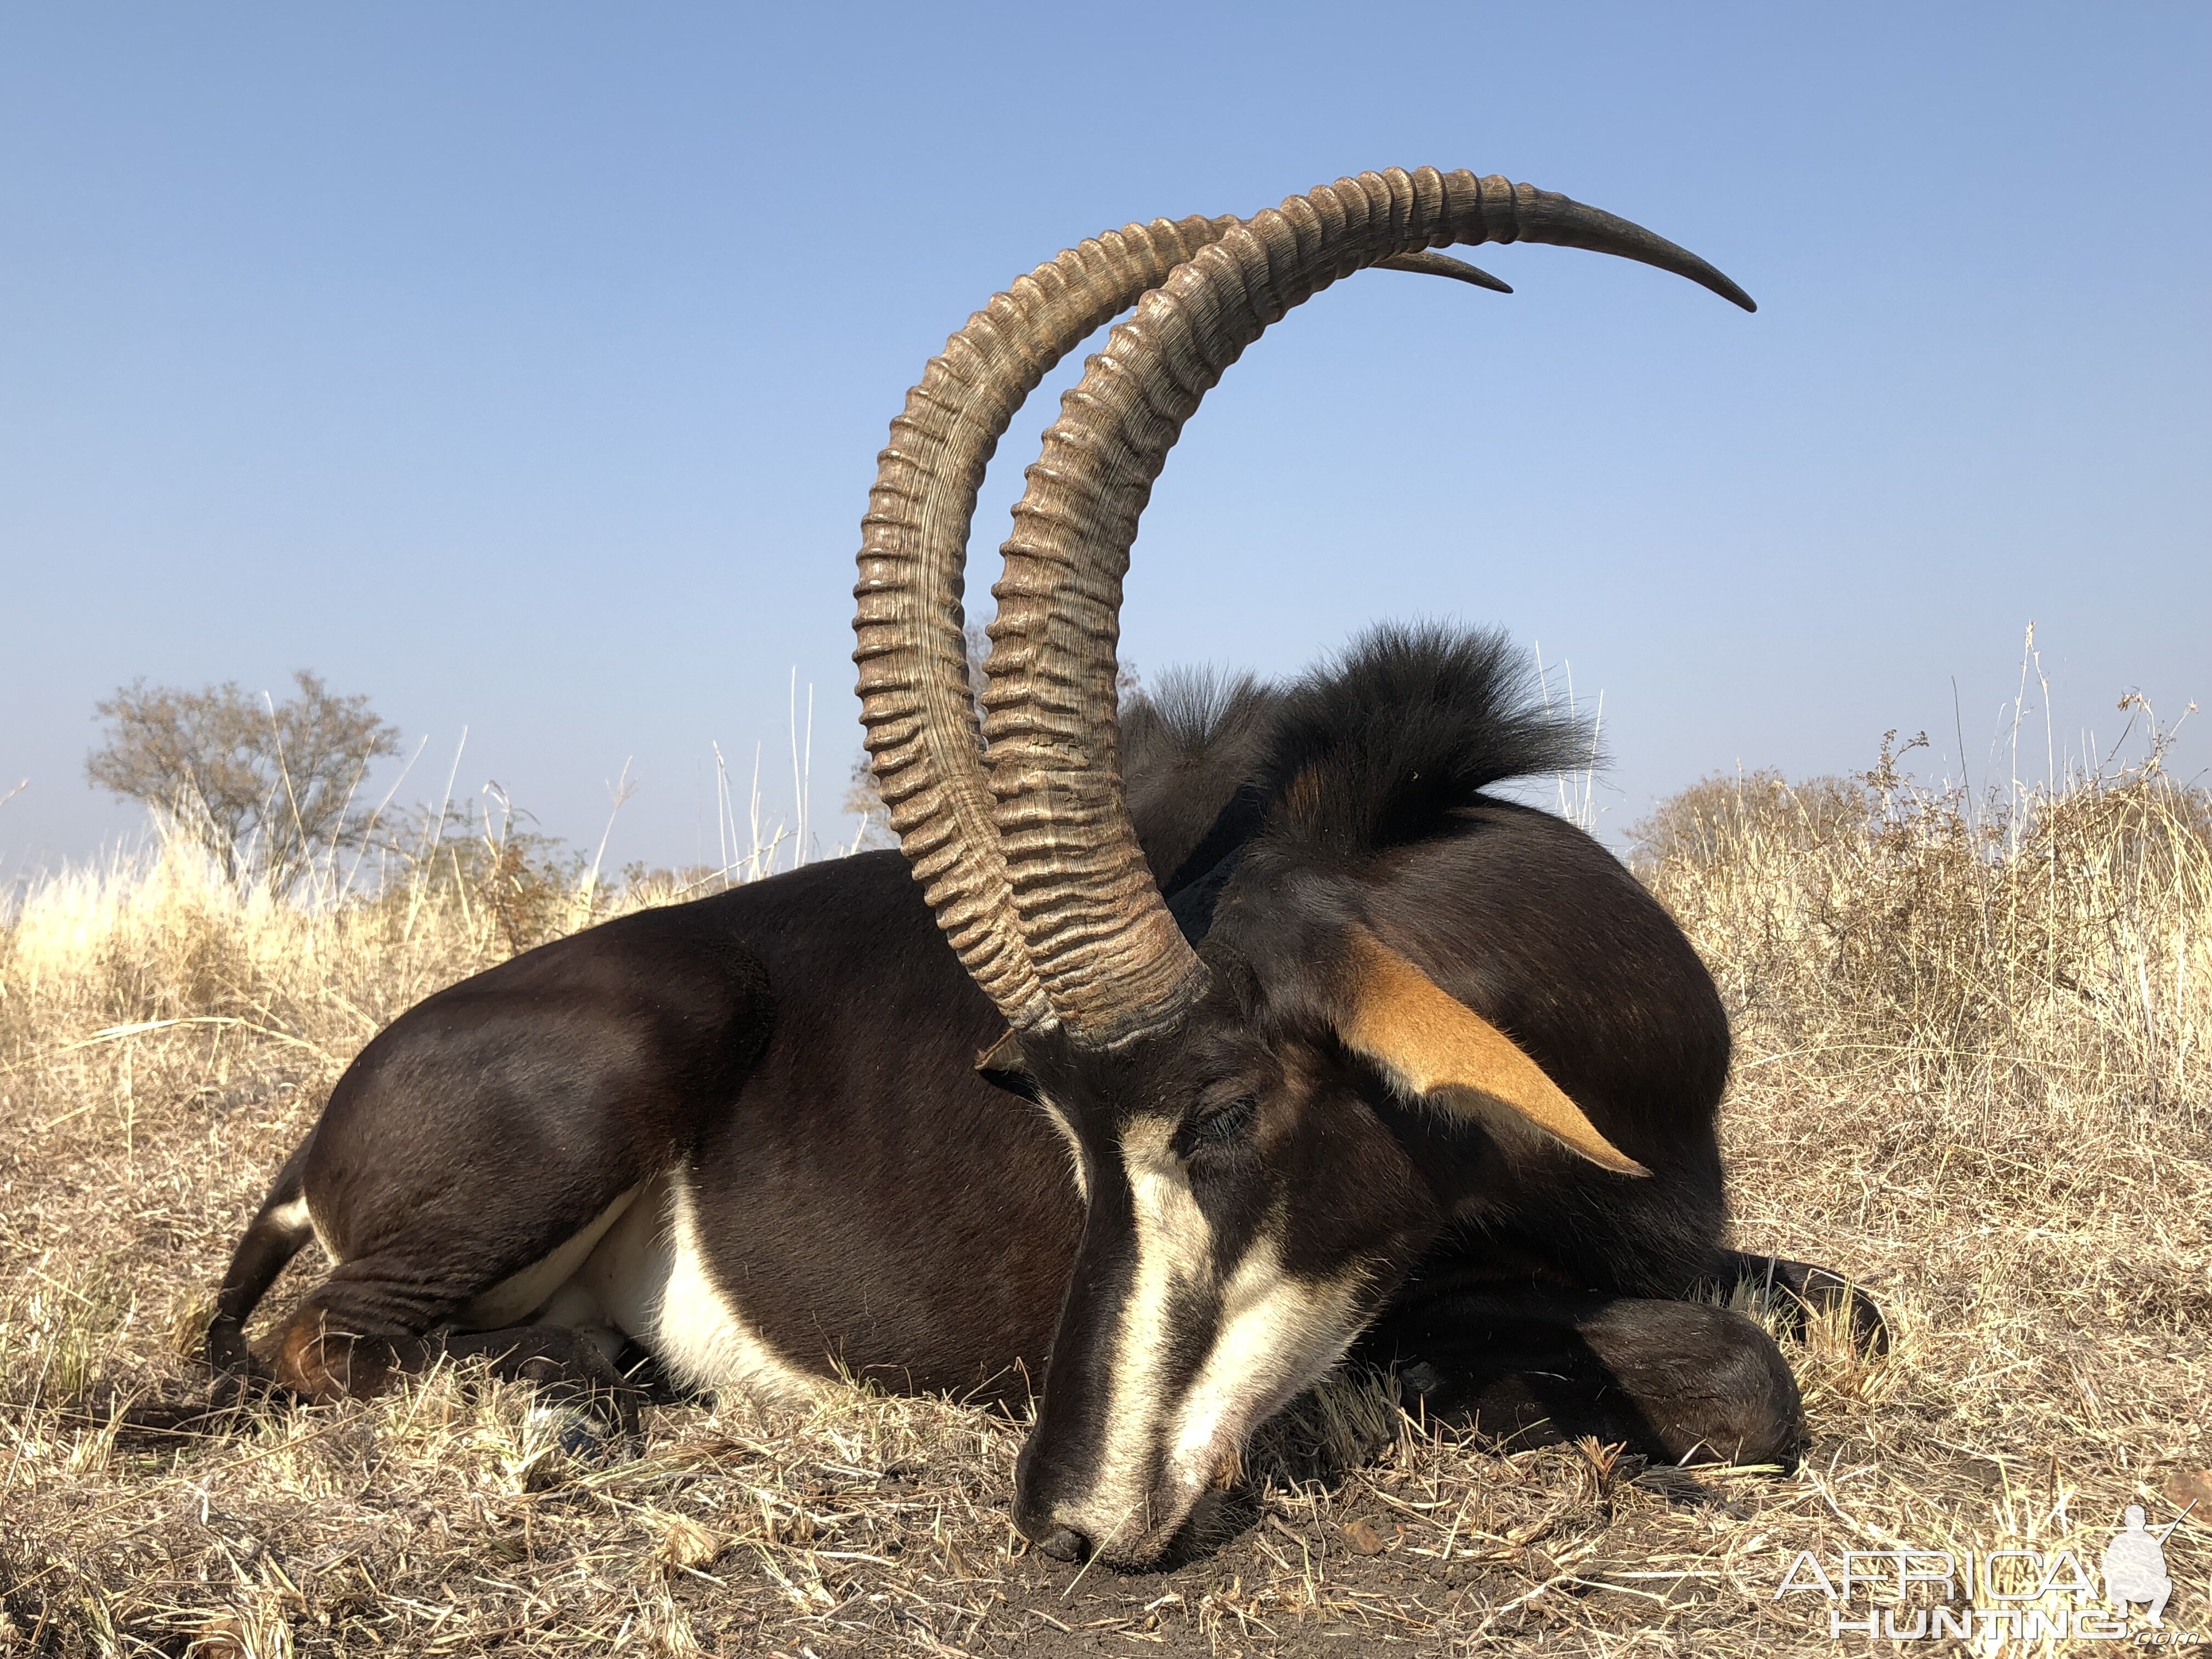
[{"left": 207, "top": 168, "right": 1882, "bottom": 1570}]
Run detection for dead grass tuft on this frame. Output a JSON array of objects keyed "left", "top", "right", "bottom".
[{"left": 4, "top": 727, "right": 2207, "bottom": 1654}]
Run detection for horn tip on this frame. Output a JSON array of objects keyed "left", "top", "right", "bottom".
[
  {"left": 1377, "top": 250, "right": 1514, "bottom": 295},
  {"left": 1705, "top": 271, "right": 1757, "bottom": 313}
]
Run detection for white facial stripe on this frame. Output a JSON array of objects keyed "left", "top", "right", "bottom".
[
  {"left": 1062, "top": 1124, "right": 1374, "bottom": 1562},
  {"left": 1167, "top": 1243, "right": 1365, "bottom": 1493},
  {"left": 1035, "top": 1097, "right": 1088, "bottom": 1202},
  {"left": 1074, "top": 1117, "right": 1215, "bottom": 1551}
]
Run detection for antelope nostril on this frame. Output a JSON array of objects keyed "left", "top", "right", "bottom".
[{"left": 1032, "top": 1525, "right": 1089, "bottom": 1563}]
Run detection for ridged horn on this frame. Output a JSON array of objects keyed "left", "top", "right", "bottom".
[
  {"left": 854, "top": 214, "right": 1241, "bottom": 1031},
  {"left": 983, "top": 168, "right": 1752, "bottom": 1045},
  {"left": 855, "top": 208, "right": 1513, "bottom": 1034}
]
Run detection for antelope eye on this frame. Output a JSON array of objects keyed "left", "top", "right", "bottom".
[{"left": 1185, "top": 1096, "right": 1258, "bottom": 1153}]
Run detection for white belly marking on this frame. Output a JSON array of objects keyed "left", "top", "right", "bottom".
[
  {"left": 456, "top": 1185, "right": 640, "bottom": 1330},
  {"left": 642, "top": 1170, "right": 819, "bottom": 1402},
  {"left": 336, "top": 1162, "right": 817, "bottom": 1406}
]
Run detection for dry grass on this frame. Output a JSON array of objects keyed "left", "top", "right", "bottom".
[{"left": 3, "top": 734, "right": 2208, "bottom": 1656}]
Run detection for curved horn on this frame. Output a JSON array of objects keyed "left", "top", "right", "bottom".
[
  {"left": 1376, "top": 250, "right": 1513, "bottom": 293},
  {"left": 854, "top": 215, "right": 1240, "bottom": 1031},
  {"left": 983, "top": 168, "right": 1752, "bottom": 1045},
  {"left": 855, "top": 210, "right": 1510, "bottom": 1034}
]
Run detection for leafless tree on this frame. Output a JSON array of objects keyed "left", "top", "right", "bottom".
[{"left": 87, "top": 671, "right": 402, "bottom": 893}]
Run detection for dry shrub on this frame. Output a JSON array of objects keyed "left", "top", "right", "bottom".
[
  {"left": 1634, "top": 732, "right": 2210, "bottom": 1134},
  {"left": 2, "top": 726, "right": 2207, "bottom": 1656}
]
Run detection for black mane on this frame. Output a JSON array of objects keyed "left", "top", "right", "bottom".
[
  {"left": 1121, "top": 667, "right": 1279, "bottom": 894},
  {"left": 1127, "top": 624, "right": 1598, "bottom": 891},
  {"left": 1127, "top": 623, "right": 1598, "bottom": 940},
  {"left": 1259, "top": 623, "right": 1596, "bottom": 860}
]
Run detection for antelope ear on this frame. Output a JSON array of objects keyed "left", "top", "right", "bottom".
[
  {"left": 975, "top": 1030, "right": 1025, "bottom": 1074},
  {"left": 1335, "top": 928, "right": 1650, "bottom": 1177},
  {"left": 975, "top": 1029, "right": 1041, "bottom": 1102}
]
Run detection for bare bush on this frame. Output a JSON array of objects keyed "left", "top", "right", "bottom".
[
  {"left": 1637, "top": 729, "right": 2210, "bottom": 1125},
  {"left": 1626, "top": 766, "right": 1866, "bottom": 873},
  {"left": 374, "top": 793, "right": 597, "bottom": 956},
  {"left": 86, "top": 673, "right": 402, "bottom": 895}
]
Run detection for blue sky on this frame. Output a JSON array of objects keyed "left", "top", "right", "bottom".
[{"left": 3, "top": 3, "right": 2206, "bottom": 878}]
